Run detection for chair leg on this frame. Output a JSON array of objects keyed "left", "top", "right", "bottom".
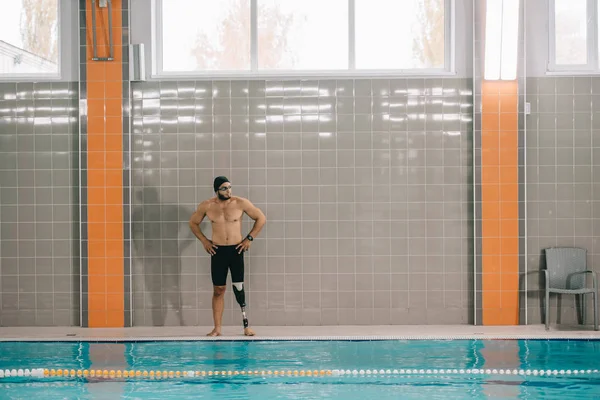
[
  {"left": 594, "top": 291, "right": 598, "bottom": 331},
  {"left": 545, "top": 290, "right": 550, "bottom": 331},
  {"left": 580, "top": 294, "right": 586, "bottom": 325}
]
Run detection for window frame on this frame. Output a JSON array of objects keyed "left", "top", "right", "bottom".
[
  {"left": 548, "top": 0, "right": 600, "bottom": 74},
  {"left": 151, "top": 0, "right": 456, "bottom": 78},
  {"left": 0, "top": 0, "right": 62, "bottom": 81}
]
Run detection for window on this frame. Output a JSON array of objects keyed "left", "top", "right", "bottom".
[
  {"left": 153, "top": 0, "right": 453, "bottom": 76},
  {"left": 161, "top": 0, "right": 251, "bottom": 72},
  {"left": 549, "top": 0, "right": 600, "bottom": 72},
  {"left": 355, "top": 0, "right": 447, "bottom": 70},
  {"left": 0, "top": 0, "right": 60, "bottom": 77},
  {"left": 257, "top": 0, "right": 349, "bottom": 70}
]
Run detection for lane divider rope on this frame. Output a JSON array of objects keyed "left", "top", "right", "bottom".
[{"left": 1, "top": 368, "right": 599, "bottom": 379}]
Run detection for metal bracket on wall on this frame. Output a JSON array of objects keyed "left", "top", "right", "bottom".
[{"left": 91, "top": 0, "right": 114, "bottom": 61}]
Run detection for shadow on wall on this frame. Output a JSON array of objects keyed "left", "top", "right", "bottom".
[
  {"left": 132, "top": 186, "right": 196, "bottom": 326},
  {"left": 520, "top": 253, "right": 544, "bottom": 325}
]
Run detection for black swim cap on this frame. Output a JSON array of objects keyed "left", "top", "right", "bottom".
[{"left": 213, "top": 176, "right": 230, "bottom": 192}]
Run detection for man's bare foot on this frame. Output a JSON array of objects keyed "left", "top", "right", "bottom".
[
  {"left": 207, "top": 328, "right": 221, "bottom": 337},
  {"left": 244, "top": 327, "right": 255, "bottom": 336}
]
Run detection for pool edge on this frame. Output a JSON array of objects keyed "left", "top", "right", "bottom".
[{"left": 2, "top": 335, "right": 600, "bottom": 342}]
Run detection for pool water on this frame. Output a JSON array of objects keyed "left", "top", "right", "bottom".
[{"left": 1, "top": 339, "right": 600, "bottom": 399}]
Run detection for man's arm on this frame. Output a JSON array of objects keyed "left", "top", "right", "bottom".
[
  {"left": 189, "top": 202, "right": 209, "bottom": 243},
  {"left": 242, "top": 198, "right": 266, "bottom": 239}
]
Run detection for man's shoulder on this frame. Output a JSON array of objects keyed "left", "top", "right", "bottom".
[
  {"left": 231, "top": 196, "right": 250, "bottom": 207},
  {"left": 198, "top": 198, "right": 216, "bottom": 209}
]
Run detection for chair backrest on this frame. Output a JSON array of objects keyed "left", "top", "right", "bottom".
[{"left": 544, "top": 247, "right": 587, "bottom": 290}]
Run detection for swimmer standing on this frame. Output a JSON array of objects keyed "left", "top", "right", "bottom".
[{"left": 189, "top": 176, "right": 266, "bottom": 337}]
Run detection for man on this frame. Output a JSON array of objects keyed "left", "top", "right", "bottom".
[{"left": 189, "top": 176, "right": 266, "bottom": 337}]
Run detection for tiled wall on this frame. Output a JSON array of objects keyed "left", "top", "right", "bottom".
[
  {"left": 2, "top": 76, "right": 594, "bottom": 328},
  {"left": 525, "top": 77, "right": 600, "bottom": 325},
  {"left": 130, "top": 78, "right": 475, "bottom": 326},
  {"left": 0, "top": 82, "right": 80, "bottom": 326}
]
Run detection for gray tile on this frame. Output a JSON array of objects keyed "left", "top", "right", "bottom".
[{"left": 3, "top": 78, "right": 484, "bottom": 326}]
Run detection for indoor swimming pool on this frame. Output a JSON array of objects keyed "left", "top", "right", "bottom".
[{"left": 1, "top": 339, "right": 599, "bottom": 399}]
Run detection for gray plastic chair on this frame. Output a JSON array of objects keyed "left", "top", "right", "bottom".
[{"left": 544, "top": 247, "right": 598, "bottom": 331}]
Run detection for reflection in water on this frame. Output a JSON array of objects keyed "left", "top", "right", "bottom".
[{"left": 2, "top": 340, "right": 600, "bottom": 398}]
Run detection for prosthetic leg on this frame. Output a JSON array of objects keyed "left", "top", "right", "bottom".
[{"left": 232, "top": 282, "right": 249, "bottom": 328}]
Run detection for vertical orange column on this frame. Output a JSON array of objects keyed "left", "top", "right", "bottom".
[
  {"left": 481, "top": 81, "right": 519, "bottom": 325},
  {"left": 85, "top": 0, "right": 125, "bottom": 327}
]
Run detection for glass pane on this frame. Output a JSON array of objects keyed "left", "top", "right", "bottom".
[
  {"left": 554, "top": 0, "right": 587, "bottom": 65},
  {"left": 257, "top": 0, "right": 348, "bottom": 70},
  {"left": 162, "top": 0, "right": 251, "bottom": 72},
  {"left": 356, "top": 0, "right": 445, "bottom": 69},
  {"left": 0, "top": 0, "right": 59, "bottom": 75}
]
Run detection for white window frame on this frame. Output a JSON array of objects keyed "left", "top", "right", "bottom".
[
  {"left": 548, "top": 0, "right": 600, "bottom": 74},
  {"left": 151, "top": 0, "right": 455, "bottom": 78},
  {"left": 0, "top": 0, "right": 62, "bottom": 81}
]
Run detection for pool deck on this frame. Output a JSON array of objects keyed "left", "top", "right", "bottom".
[{"left": 1, "top": 324, "right": 600, "bottom": 341}]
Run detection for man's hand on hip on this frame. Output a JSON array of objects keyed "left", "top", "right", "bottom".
[{"left": 236, "top": 239, "right": 251, "bottom": 254}]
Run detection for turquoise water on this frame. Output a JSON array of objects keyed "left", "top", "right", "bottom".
[{"left": 1, "top": 340, "right": 600, "bottom": 399}]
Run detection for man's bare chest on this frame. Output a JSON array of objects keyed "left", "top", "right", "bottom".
[{"left": 206, "top": 206, "right": 243, "bottom": 223}]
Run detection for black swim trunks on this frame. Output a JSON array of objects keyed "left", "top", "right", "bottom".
[{"left": 211, "top": 245, "right": 244, "bottom": 286}]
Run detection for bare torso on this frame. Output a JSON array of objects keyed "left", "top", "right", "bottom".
[{"left": 204, "top": 197, "right": 244, "bottom": 245}]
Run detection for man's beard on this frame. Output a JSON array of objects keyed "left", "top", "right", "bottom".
[{"left": 217, "top": 193, "right": 230, "bottom": 201}]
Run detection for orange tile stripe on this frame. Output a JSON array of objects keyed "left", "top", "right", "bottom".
[
  {"left": 85, "top": 0, "right": 124, "bottom": 327},
  {"left": 481, "top": 81, "right": 519, "bottom": 325}
]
